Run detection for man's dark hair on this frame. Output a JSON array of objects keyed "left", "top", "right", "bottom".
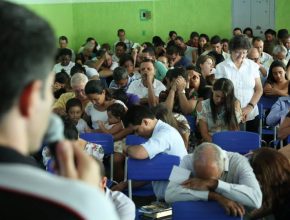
[
  {"left": 142, "top": 47, "right": 156, "bottom": 57},
  {"left": 122, "top": 105, "right": 155, "bottom": 127},
  {"left": 229, "top": 35, "right": 251, "bottom": 51},
  {"left": 70, "top": 64, "right": 86, "bottom": 76},
  {"left": 169, "top": 31, "right": 177, "bottom": 38},
  {"left": 119, "top": 54, "right": 134, "bottom": 67},
  {"left": 0, "top": 1, "right": 56, "bottom": 120},
  {"left": 175, "top": 36, "right": 184, "bottom": 42},
  {"left": 107, "top": 103, "right": 126, "bottom": 119},
  {"left": 210, "top": 35, "right": 221, "bottom": 45},
  {"left": 233, "top": 27, "right": 242, "bottom": 33},
  {"left": 113, "top": 67, "right": 128, "bottom": 82},
  {"left": 117, "top": 29, "right": 125, "bottom": 35},
  {"left": 152, "top": 36, "right": 165, "bottom": 47},
  {"left": 166, "top": 67, "right": 188, "bottom": 82},
  {"left": 166, "top": 45, "right": 181, "bottom": 55},
  {"left": 221, "top": 38, "right": 229, "bottom": 44},
  {"left": 58, "top": 48, "right": 72, "bottom": 58},
  {"left": 264, "top": 29, "right": 276, "bottom": 37},
  {"left": 85, "top": 80, "right": 106, "bottom": 95},
  {"left": 115, "top": 41, "right": 127, "bottom": 50},
  {"left": 55, "top": 70, "right": 70, "bottom": 85},
  {"left": 190, "top": 31, "right": 199, "bottom": 39},
  {"left": 277, "top": 29, "right": 288, "bottom": 40},
  {"left": 66, "top": 98, "right": 83, "bottom": 113},
  {"left": 59, "top": 35, "right": 68, "bottom": 43}
]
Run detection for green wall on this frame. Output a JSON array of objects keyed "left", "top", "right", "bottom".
[{"left": 26, "top": 0, "right": 289, "bottom": 52}]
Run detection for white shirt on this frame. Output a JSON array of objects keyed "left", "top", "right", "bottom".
[
  {"left": 85, "top": 100, "right": 126, "bottom": 129},
  {"left": 105, "top": 187, "right": 135, "bottom": 220},
  {"left": 53, "top": 61, "right": 75, "bottom": 75},
  {"left": 127, "top": 79, "right": 166, "bottom": 99},
  {"left": 215, "top": 58, "right": 260, "bottom": 120},
  {"left": 141, "top": 120, "right": 187, "bottom": 199},
  {"left": 0, "top": 164, "right": 119, "bottom": 220},
  {"left": 76, "top": 118, "right": 89, "bottom": 133},
  {"left": 165, "top": 152, "right": 262, "bottom": 209},
  {"left": 260, "top": 52, "right": 273, "bottom": 69}
]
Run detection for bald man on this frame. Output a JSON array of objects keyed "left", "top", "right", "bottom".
[
  {"left": 165, "top": 143, "right": 262, "bottom": 217},
  {"left": 248, "top": 47, "right": 268, "bottom": 85}
]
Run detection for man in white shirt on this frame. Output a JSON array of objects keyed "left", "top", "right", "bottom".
[
  {"left": 122, "top": 105, "right": 187, "bottom": 199},
  {"left": 53, "top": 48, "right": 75, "bottom": 75},
  {"left": 165, "top": 142, "right": 262, "bottom": 217},
  {"left": 114, "top": 29, "right": 133, "bottom": 53},
  {"left": 127, "top": 59, "right": 166, "bottom": 106}
]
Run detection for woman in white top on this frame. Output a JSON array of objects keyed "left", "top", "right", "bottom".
[
  {"left": 215, "top": 35, "right": 263, "bottom": 133},
  {"left": 84, "top": 80, "right": 127, "bottom": 131}
]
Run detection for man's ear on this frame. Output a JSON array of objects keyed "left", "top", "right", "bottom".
[
  {"left": 100, "top": 176, "right": 107, "bottom": 190},
  {"left": 19, "top": 80, "right": 42, "bottom": 117},
  {"left": 142, "top": 119, "right": 148, "bottom": 126}
]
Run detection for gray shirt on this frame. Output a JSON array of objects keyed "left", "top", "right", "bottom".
[{"left": 165, "top": 152, "right": 262, "bottom": 209}]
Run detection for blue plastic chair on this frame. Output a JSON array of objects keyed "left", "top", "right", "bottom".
[
  {"left": 258, "top": 96, "right": 279, "bottom": 146},
  {"left": 125, "top": 134, "right": 147, "bottom": 146},
  {"left": 172, "top": 201, "right": 242, "bottom": 220},
  {"left": 212, "top": 131, "right": 260, "bottom": 154},
  {"left": 184, "top": 114, "right": 196, "bottom": 132},
  {"left": 80, "top": 133, "right": 114, "bottom": 180},
  {"left": 127, "top": 153, "right": 180, "bottom": 199}
]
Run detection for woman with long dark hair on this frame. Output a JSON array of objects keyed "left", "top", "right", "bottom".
[
  {"left": 250, "top": 148, "right": 290, "bottom": 220},
  {"left": 264, "top": 60, "right": 289, "bottom": 97},
  {"left": 196, "top": 78, "right": 242, "bottom": 142}
]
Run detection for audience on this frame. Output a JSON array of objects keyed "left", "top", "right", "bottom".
[{"left": 2, "top": 5, "right": 290, "bottom": 218}]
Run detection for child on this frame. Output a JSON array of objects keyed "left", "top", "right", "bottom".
[
  {"left": 66, "top": 98, "right": 89, "bottom": 133},
  {"left": 97, "top": 103, "right": 128, "bottom": 182},
  {"left": 97, "top": 103, "right": 127, "bottom": 154}
]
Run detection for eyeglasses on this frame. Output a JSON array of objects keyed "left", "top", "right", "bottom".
[{"left": 249, "top": 57, "right": 260, "bottom": 62}]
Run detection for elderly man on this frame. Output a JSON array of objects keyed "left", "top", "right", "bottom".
[
  {"left": 165, "top": 143, "right": 262, "bottom": 217},
  {"left": 53, "top": 73, "right": 89, "bottom": 116}
]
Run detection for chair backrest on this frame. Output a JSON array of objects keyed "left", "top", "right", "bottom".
[
  {"left": 79, "top": 133, "right": 114, "bottom": 155},
  {"left": 184, "top": 115, "right": 196, "bottom": 132},
  {"left": 172, "top": 201, "right": 242, "bottom": 220},
  {"left": 212, "top": 131, "right": 260, "bottom": 154},
  {"left": 125, "top": 134, "right": 147, "bottom": 146},
  {"left": 127, "top": 153, "right": 180, "bottom": 181},
  {"left": 258, "top": 96, "right": 278, "bottom": 111}
]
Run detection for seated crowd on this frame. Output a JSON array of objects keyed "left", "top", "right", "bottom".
[
  {"left": 2, "top": 2, "right": 290, "bottom": 218},
  {"left": 52, "top": 25, "right": 290, "bottom": 218},
  {"left": 47, "top": 26, "right": 290, "bottom": 219}
]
